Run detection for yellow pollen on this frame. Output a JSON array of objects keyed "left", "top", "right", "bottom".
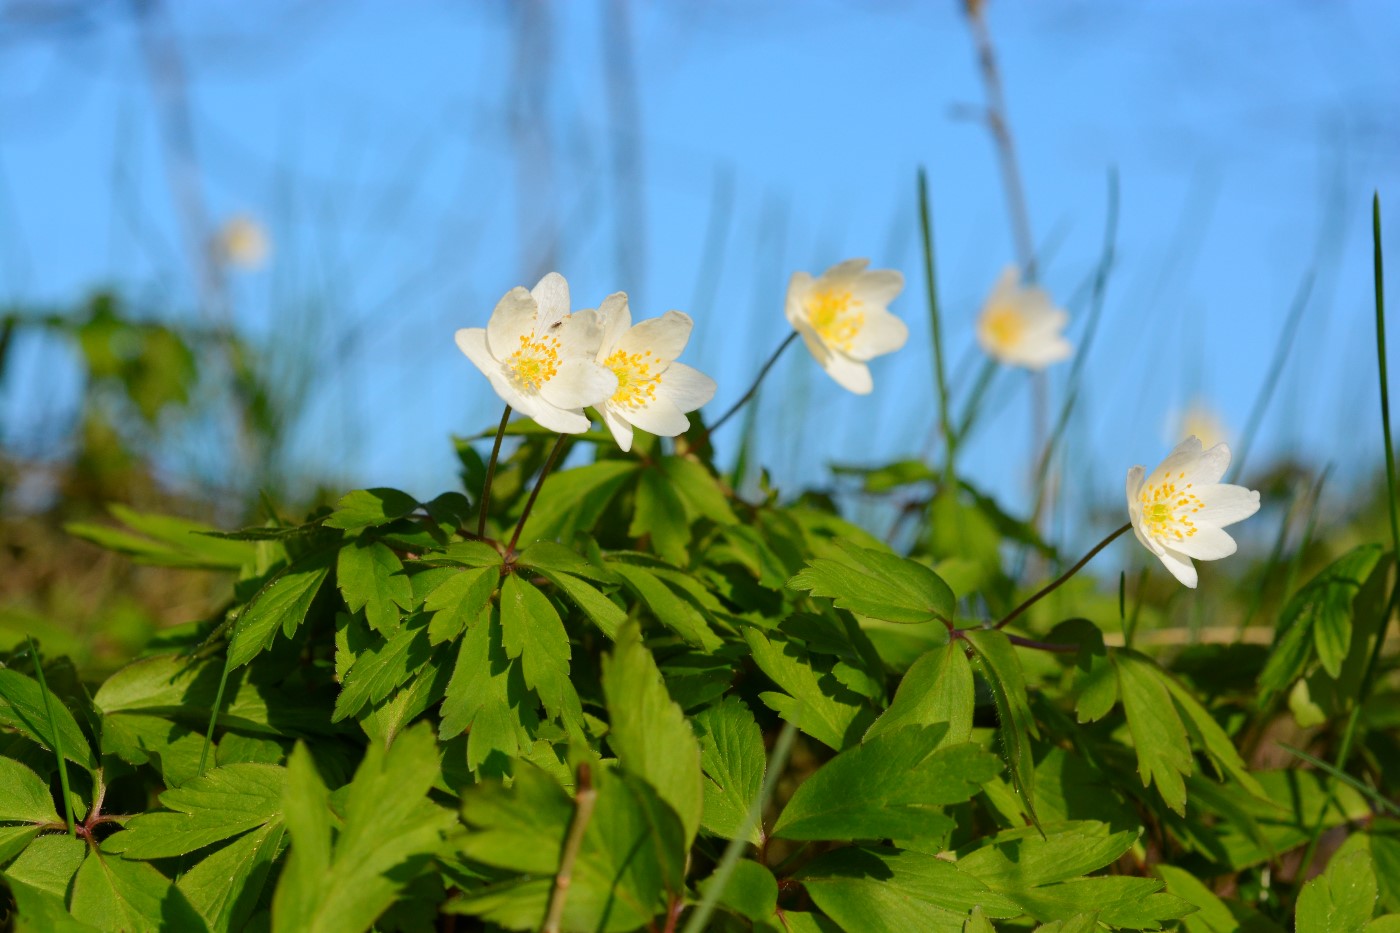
[
  {"left": 604, "top": 348, "right": 662, "bottom": 410},
  {"left": 982, "top": 303, "right": 1026, "bottom": 350},
  {"left": 505, "top": 333, "right": 562, "bottom": 391},
  {"left": 806, "top": 289, "right": 864, "bottom": 352},
  {"left": 1138, "top": 480, "right": 1205, "bottom": 541}
]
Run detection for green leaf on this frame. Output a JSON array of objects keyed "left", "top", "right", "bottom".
[
  {"left": 1162, "top": 673, "right": 1266, "bottom": 798},
  {"left": 106, "top": 762, "right": 285, "bottom": 859},
  {"left": 694, "top": 696, "right": 765, "bottom": 844},
  {"left": 775, "top": 728, "right": 997, "bottom": 842},
  {"left": 962, "top": 629, "right": 1040, "bottom": 827},
  {"left": 433, "top": 540, "right": 506, "bottom": 568},
  {"left": 499, "top": 573, "right": 581, "bottom": 729},
  {"left": 698, "top": 859, "right": 777, "bottom": 923},
  {"left": 66, "top": 505, "right": 254, "bottom": 570},
  {"left": 424, "top": 567, "right": 497, "bottom": 645},
  {"left": 957, "top": 822, "right": 1136, "bottom": 891},
  {"left": 602, "top": 623, "right": 705, "bottom": 846},
  {"left": 798, "top": 846, "right": 1021, "bottom": 933},
  {"left": 0, "top": 758, "right": 60, "bottom": 823},
  {"left": 228, "top": 549, "right": 334, "bottom": 668},
  {"left": 1155, "top": 863, "right": 1281, "bottom": 933},
  {"left": 1296, "top": 849, "right": 1378, "bottom": 933},
  {"left": 1010, "top": 877, "right": 1195, "bottom": 929},
  {"left": 630, "top": 466, "right": 690, "bottom": 565},
  {"left": 324, "top": 488, "right": 420, "bottom": 532},
  {"left": 1050, "top": 619, "right": 1117, "bottom": 723},
  {"left": 514, "top": 540, "right": 615, "bottom": 582},
  {"left": 865, "top": 641, "right": 972, "bottom": 745},
  {"left": 965, "top": 906, "right": 996, "bottom": 933},
  {"left": 440, "top": 604, "right": 535, "bottom": 772},
  {"left": 514, "top": 459, "right": 640, "bottom": 545},
  {"left": 613, "top": 562, "right": 722, "bottom": 649},
  {"left": 533, "top": 568, "right": 625, "bottom": 639},
  {"left": 0, "top": 670, "right": 96, "bottom": 771},
  {"left": 337, "top": 540, "right": 413, "bottom": 635},
  {"left": 271, "top": 724, "right": 456, "bottom": 933},
  {"left": 745, "top": 629, "right": 875, "bottom": 751},
  {"left": 1261, "top": 544, "right": 1385, "bottom": 690},
  {"left": 660, "top": 455, "right": 737, "bottom": 524},
  {"left": 456, "top": 764, "right": 686, "bottom": 933},
  {"left": 178, "top": 822, "right": 286, "bottom": 933},
  {"left": 6, "top": 875, "right": 102, "bottom": 932},
  {"left": 333, "top": 613, "right": 433, "bottom": 722},
  {"left": 789, "top": 543, "right": 954, "bottom": 625},
  {"left": 3, "top": 832, "right": 87, "bottom": 899},
  {"left": 70, "top": 848, "right": 209, "bottom": 932},
  {"left": 1114, "top": 650, "right": 1192, "bottom": 815}
]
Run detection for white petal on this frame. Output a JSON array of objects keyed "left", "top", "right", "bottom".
[
  {"left": 595, "top": 293, "right": 631, "bottom": 356},
  {"left": 456, "top": 327, "right": 498, "bottom": 372},
  {"left": 618, "top": 310, "right": 693, "bottom": 363},
  {"left": 485, "top": 288, "right": 536, "bottom": 358},
  {"left": 846, "top": 308, "right": 908, "bottom": 362},
  {"left": 539, "top": 357, "right": 617, "bottom": 410},
  {"left": 852, "top": 268, "right": 904, "bottom": 306},
  {"left": 1014, "top": 334, "right": 1073, "bottom": 370},
  {"left": 531, "top": 272, "right": 570, "bottom": 331},
  {"left": 984, "top": 265, "right": 1021, "bottom": 306},
  {"left": 794, "top": 319, "right": 831, "bottom": 364},
  {"left": 1146, "top": 436, "right": 1206, "bottom": 487},
  {"left": 785, "top": 271, "right": 815, "bottom": 328},
  {"left": 1125, "top": 465, "right": 1146, "bottom": 523},
  {"left": 626, "top": 395, "right": 690, "bottom": 437},
  {"left": 551, "top": 309, "right": 605, "bottom": 357},
  {"left": 1194, "top": 483, "right": 1261, "bottom": 527},
  {"left": 1171, "top": 524, "right": 1238, "bottom": 561},
  {"left": 657, "top": 362, "right": 716, "bottom": 413},
  {"left": 601, "top": 406, "right": 635, "bottom": 451},
  {"left": 1182, "top": 442, "right": 1232, "bottom": 487},
  {"left": 819, "top": 351, "right": 874, "bottom": 395},
  {"left": 1155, "top": 545, "right": 1199, "bottom": 588},
  {"left": 528, "top": 399, "right": 591, "bottom": 434},
  {"left": 821, "top": 258, "right": 871, "bottom": 282}
]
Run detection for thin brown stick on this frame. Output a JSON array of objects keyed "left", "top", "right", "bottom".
[
  {"left": 697, "top": 331, "right": 798, "bottom": 443},
  {"left": 541, "top": 763, "right": 599, "bottom": 933},
  {"left": 478, "top": 405, "right": 512, "bottom": 538},
  {"left": 996, "top": 522, "right": 1132, "bottom": 630},
  {"left": 507, "top": 433, "right": 568, "bottom": 555}
]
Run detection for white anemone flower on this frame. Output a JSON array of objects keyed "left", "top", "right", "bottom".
[
  {"left": 785, "top": 259, "right": 907, "bottom": 395},
  {"left": 593, "top": 294, "right": 716, "bottom": 452},
  {"left": 1126, "top": 436, "right": 1260, "bottom": 588},
  {"left": 976, "top": 266, "right": 1071, "bottom": 369},
  {"left": 1174, "top": 400, "right": 1229, "bottom": 451},
  {"left": 455, "top": 273, "right": 618, "bottom": 434},
  {"left": 216, "top": 214, "right": 270, "bottom": 270}
]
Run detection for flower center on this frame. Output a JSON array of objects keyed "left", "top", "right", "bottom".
[
  {"left": 1138, "top": 473, "right": 1205, "bottom": 543},
  {"left": 505, "top": 333, "right": 561, "bottom": 391},
  {"left": 604, "top": 348, "right": 661, "bottom": 410},
  {"left": 983, "top": 304, "right": 1025, "bottom": 349},
  {"left": 805, "top": 289, "right": 864, "bottom": 352}
]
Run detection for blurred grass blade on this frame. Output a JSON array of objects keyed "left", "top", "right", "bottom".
[
  {"left": 918, "top": 169, "right": 956, "bottom": 488},
  {"left": 1276, "top": 742, "right": 1399, "bottom": 816}
]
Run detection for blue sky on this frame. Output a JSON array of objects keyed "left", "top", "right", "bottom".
[{"left": 2, "top": 1, "right": 1398, "bottom": 537}]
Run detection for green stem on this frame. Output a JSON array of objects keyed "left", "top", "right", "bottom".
[
  {"left": 478, "top": 405, "right": 512, "bottom": 538},
  {"left": 918, "top": 170, "right": 956, "bottom": 492},
  {"left": 26, "top": 637, "right": 74, "bottom": 836},
  {"left": 198, "top": 656, "right": 234, "bottom": 777},
  {"left": 507, "top": 433, "right": 569, "bottom": 555},
  {"left": 679, "top": 721, "right": 798, "bottom": 933},
  {"left": 541, "top": 763, "right": 598, "bottom": 933},
  {"left": 701, "top": 332, "right": 797, "bottom": 441},
  {"left": 996, "top": 523, "right": 1132, "bottom": 631}
]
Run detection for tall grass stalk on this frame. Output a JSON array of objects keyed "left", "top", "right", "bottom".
[
  {"left": 26, "top": 636, "right": 74, "bottom": 836},
  {"left": 918, "top": 170, "right": 955, "bottom": 492}
]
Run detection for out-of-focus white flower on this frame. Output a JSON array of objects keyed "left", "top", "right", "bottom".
[
  {"left": 216, "top": 215, "right": 270, "bottom": 270},
  {"left": 455, "top": 273, "right": 617, "bottom": 434},
  {"left": 1126, "top": 436, "right": 1260, "bottom": 588},
  {"left": 1173, "top": 401, "right": 1229, "bottom": 451},
  {"left": 785, "top": 259, "right": 907, "bottom": 395},
  {"left": 976, "top": 266, "right": 1071, "bottom": 369},
  {"left": 592, "top": 294, "right": 716, "bottom": 452}
]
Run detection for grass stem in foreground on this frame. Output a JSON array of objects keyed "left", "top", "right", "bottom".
[
  {"left": 918, "top": 169, "right": 956, "bottom": 491},
  {"left": 996, "top": 522, "right": 1132, "bottom": 631},
  {"left": 26, "top": 637, "right": 74, "bottom": 836}
]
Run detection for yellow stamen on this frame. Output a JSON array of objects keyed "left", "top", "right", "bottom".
[
  {"left": 981, "top": 303, "right": 1026, "bottom": 350},
  {"left": 806, "top": 289, "right": 864, "bottom": 352},
  {"left": 505, "top": 333, "right": 562, "bottom": 391},
  {"left": 1138, "top": 478, "right": 1205, "bottom": 542},
  {"left": 605, "top": 348, "right": 662, "bottom": 410}
]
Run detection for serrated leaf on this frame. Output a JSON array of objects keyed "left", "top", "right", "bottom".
[
  {"left": 228, "top": 549, "right": 334, "bottom": 668},
  {"left": 602, "top": 623, "right": 704, "bottom": 846},
  {"left": 70, "top": 848, "right": 208, "bottom": 932},
  {"left": 612, "top": 562, "right": 722, "bottom": 649},
  {"left": 789, "top": 543, "right": 954, "bottom": 625},
  {"left": 866, "top": 640, "right": 972, "bottom": 745},
  {"left": 0, "top": 670, "right": 96, "bottom": 772},
  {"left": 798, "top": 846, "right": 1020, "bottom": 933},
  {"left": 1261, "top": 545, "right": 1385, "bottom": 690},
  {"left": 533, "top": 568, "right": 625, "bottom": 639},
  {"left": 66, "top": 505, "right": 253, "bottom": 570},
  {"left": 324, "top": 488, "right": 420, "bottom": 532},
  {"left": 962, "top": 629, "right": 1040, "bottom": 827},
  {"left": 515, "top": 541, "right": 616, "bottom": 583},
  {"left": 1155, "top": 863, "right": 1280, "bottom": 933},
  {"left": 499, "top": 573, "right": 581, "bottom": 729},
  {"left": 513, "top": 459, "right": 640, "bottom": 546},
  {"left": 1162, "top": 673, "right": 1265, "bottom": 799},
  {"left": 745, "top": 629, "right": 874, "bottom": 751},
  {"left": 337, "top": 540, "right": 413, "bottom": 635},
  {"left": 439, "top": 604, "right": 536, "bottom": 773},
  {"left": 1011, "top": 876, "right": 1195, "bottom": 929},
  {"left": 630, "top": 466, "right": 690, "bottom": 565},
  {"left": 178, "top": 822, "right": 286, "bottom": 933},
  {"left": 106, "top": 762, "right": 285, "bottom": 858},
  {"left": 774, "top": 727, "right": 997, "bottom": 842},
  {"left": 660, "top": 455, "right": 737, "bottom": 524},
  {"left": 424, "top": 567, "right": 497, "bottom": 645},
  {"left": 1114, "top": 650, "right": 1192, "bottom": 815},
  {"left": 333, "top": 613, "right": 433, "bottom": 722},
  {"left": 694, "top": 696, "right": 766, "bottom": 844},
  {"left": 0, "top": 758, "right": 60, "bottom": 823},
  {"left": 957, "top": 822, "right": 1136, "bottom": 891},
  {"left": 1050, "top": 619, "right": 1117, "bottom": 723}
]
